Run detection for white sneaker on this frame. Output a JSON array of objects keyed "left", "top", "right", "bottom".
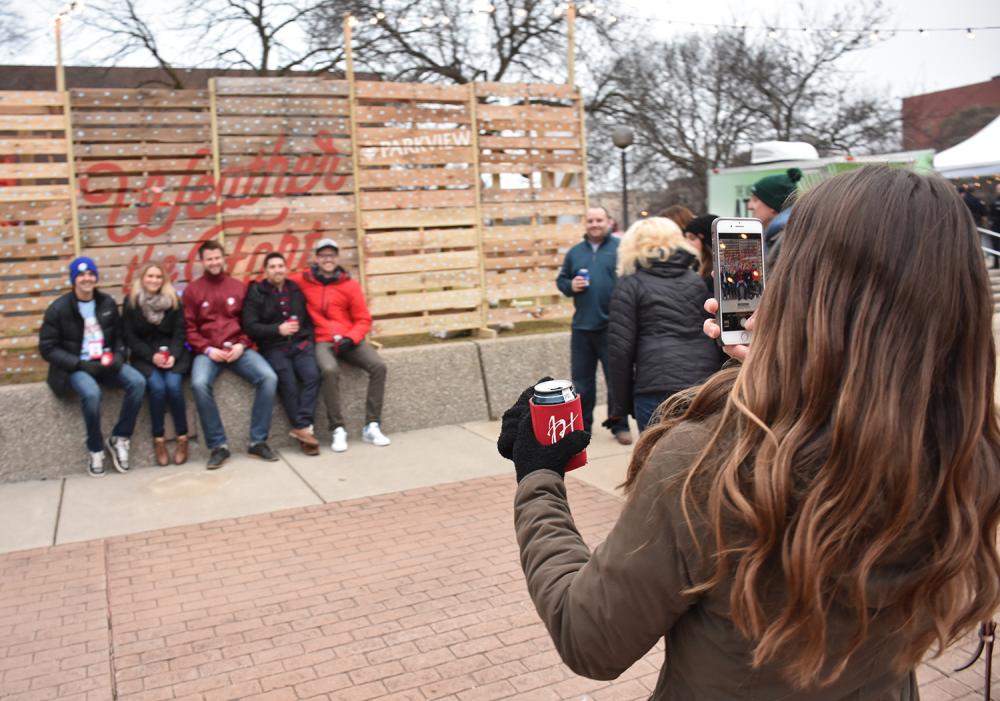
[
  {"left": 88, "top": 451, "right": 105, "bottom": 478},
  {"left": 362, "top": 422, "right": 391, "bottom": 447},
  {"left": 331, "top": 427, "right": 348, "bottom": 452},
  {"left": 106, "top": 436, "right": 131, "bottom": 473}
]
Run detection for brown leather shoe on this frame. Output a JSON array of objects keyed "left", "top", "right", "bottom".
[
  {"left": 174, "top": 435, "right": 189, "bottom": 465},
  {"left": 153, "top": 437, "right": 169, "bottom": 466},
  {"left": 301, "top": 440, "right": 320, "bottom": 456},
  {"left": 614, "top": 431, "right": 633, "bottom": 446},
  {"left": 289, "top": 427, "right": 319, "bottom": 447}
]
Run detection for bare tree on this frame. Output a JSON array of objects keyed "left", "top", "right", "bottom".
[{"left": 0, "top": 0, "right": 29, "bottom": 58}]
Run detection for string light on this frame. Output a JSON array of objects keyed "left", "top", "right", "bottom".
[
  {"left": 967, "top": 28, "right": 975, "bottom": 39},
  {"left": 369, "top": 17, "right": 378, "bottom": 25},
  {"left": 376, "top": 11, "right": 385, "bottom": 19}
]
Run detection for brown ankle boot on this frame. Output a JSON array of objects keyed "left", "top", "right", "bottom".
[
  {"left": 174, "top": 435, "right": 189, "bottom": 465},
  {"left": 153, "top": 437, "right": 169, "bottom": 466}
]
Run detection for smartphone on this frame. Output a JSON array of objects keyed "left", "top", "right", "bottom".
[{"left": 712, "top": 217, "right": 765, "bottom": 345}]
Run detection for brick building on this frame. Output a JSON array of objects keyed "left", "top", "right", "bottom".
[{"left": 902, "top": 76, "right": 1000, "bottom": 151}]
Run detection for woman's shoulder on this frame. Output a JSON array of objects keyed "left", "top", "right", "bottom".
[{"left": 643, "top": 420, "right": 715, "bottom": 483}]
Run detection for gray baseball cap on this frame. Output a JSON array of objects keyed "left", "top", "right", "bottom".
[{"left": 315, "top": 238, "right": 339, "bottom": 254}]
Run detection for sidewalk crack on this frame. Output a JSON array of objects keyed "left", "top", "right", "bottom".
[{"left": 103, "top": 539, "right": 119, "bottom": 699}]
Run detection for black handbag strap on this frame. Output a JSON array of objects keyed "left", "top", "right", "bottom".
[{"left": 954, "top": 620, "right": 996, "bottom": 700}]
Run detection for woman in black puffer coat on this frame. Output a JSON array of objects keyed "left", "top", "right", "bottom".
[{"left": 607, "top": 217, "right": 724, "bottom": 432}]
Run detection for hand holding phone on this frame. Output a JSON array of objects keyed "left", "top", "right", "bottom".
[
  {"left": 703, "top": 298, "right": 752, "bottom": 361},
  {"left": 712, "top": 217, "right": 765, "bottom": 346}
]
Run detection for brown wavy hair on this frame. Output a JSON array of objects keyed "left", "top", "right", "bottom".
[{"left": 625, "top": 165, "right": 1000, "bottom": 687}]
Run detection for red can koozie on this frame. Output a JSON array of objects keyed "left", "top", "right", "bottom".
[
  {"left": 100, "top": 346, "right": 113, "bottom": 367},
  {"left": 528, "top": 379, "right": 587, "bottom": 471}
]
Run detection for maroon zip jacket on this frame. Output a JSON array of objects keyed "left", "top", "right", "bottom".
[{"left": 182, "top": 272, "right": 252, "bottom": 354}]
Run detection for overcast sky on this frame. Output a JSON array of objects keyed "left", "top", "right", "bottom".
[{"left": 10, "top": 0, "right": 1000, "bottom": 98}]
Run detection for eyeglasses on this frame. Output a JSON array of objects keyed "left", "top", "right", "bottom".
[{"left": 317, "top": 253, "right": 338, "bottom": 260}]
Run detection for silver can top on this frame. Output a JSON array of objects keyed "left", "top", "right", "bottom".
[{"left": 533, "top": 379, "right": 577, "bottom": 405}]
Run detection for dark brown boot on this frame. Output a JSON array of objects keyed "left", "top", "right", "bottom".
[
  {"left": 174, "top": 435, "right": 189, "bottom": 465},
  {"left": 153, "top": 437, "right": 169, "bottom": 466}
]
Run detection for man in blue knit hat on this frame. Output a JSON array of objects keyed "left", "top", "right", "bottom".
[{"left": 39, "top": 256, "right": 146, "bottom": 477}]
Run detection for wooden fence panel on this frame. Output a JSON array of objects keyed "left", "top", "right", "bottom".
[
  {"left": 474, "top": 84, "right": 586, "bottom": 325},
  {"left": 0, "top": 91, "right": 75, "bottom": 380},
  {"left": 214, "top": 78, "right": 357, "bottom": 282}
]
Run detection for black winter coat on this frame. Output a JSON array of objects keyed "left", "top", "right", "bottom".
[
  {"left": 241, "top": 279, "right": 314, "bottom": 354},
  {"left": 607, "top": 251, "right": 724, "bottom": 417},
  {"left": 38, "top": 290, "right": 125, "bottom": 398},
  {"left": 122, "top": 297, "right": 191, "bottom": 377}
]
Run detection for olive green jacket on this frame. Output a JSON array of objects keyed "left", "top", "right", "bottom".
[{"left": 514, "top": 421, "right": 920, "bottom": 700}]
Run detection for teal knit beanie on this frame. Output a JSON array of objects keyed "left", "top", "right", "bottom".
[{"left": 751, "top": 168, "right": 803, "bottom": 212}]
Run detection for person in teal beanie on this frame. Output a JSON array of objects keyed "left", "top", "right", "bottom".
[{"left": 749, "top": 167, "right": 803, "bottom": 263}]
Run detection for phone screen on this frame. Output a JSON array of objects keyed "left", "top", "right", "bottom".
[{"left": 717, "top": 230, "right": 764, "bottom": 334}]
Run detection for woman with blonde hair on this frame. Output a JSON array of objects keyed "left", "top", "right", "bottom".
[
  {"left": 123, "top": 262, "right": 191, "bottom": 465},
  {"left": 605, "top": 216, "right": 723, "bottom": 432},
  {"left": 499, "top": 166, "right": 1000, "bottom": 698}
]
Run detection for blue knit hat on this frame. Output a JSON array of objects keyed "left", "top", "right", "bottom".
[{"left": 68, "top": 257, "right": 99, "bottom": 285}]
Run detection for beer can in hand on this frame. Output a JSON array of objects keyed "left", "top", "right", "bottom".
[
  {"left": 528, "top": 379, "right": 587, "bottom": 471},
  {"left": 578, "top": 268, "right": 590, "bottom": 287}
]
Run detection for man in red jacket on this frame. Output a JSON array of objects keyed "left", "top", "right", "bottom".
[
  {"left": 291, "top": 239, "right": 389, "bottom": 452},
  {"left": 184, "top": 240, "right": 279, "bottom": 469}
]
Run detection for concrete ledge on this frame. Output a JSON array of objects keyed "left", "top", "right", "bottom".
[
  {"left": 0, "top": 341, "right": 489, "bottom": 482},
  {"left": 474, "top": 331, "right": 606, "bottom": 419}
]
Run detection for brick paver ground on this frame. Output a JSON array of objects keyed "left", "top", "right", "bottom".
[{"left": 0, "top": 474, "right": 995, "bottom": 700}]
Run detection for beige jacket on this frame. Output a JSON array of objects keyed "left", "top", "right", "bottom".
[{"left": 514, "top": 421, "right": 920, "bottom": 700}]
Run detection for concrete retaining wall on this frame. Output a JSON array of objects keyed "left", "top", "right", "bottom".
[{"left": 1, "top": 333, "right": 606, "bottom": 482}]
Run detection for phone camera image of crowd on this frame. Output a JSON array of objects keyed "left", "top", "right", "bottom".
[{"left": 719, "top": 238, "right": 763, "bottom": 304}]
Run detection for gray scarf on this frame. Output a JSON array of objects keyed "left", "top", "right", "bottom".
[{"left": 138, "top": 290, "right": 172, "bottom": 326}]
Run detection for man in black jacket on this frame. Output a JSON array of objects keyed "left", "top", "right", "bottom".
[
  {"left": 38, "top": 257, "right": 146, "bottom": 477},
  {"left": 242, "top": 252, "right": 321, "bottom": 455}
]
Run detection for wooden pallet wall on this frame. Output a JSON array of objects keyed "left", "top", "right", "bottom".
[{"left": 0, "top": 91, "right": 75, "bottom": 377}]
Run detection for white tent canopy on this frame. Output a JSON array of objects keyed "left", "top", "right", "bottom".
[{"left": 933, "top": 116, "right": 1000, "bottom": 178}]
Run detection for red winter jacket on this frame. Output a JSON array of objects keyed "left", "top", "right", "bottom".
[
  {"left": 182, "top": 273, "right": 252, "bottom": 354},
  {"left": 291, "top": 266, "right": 372, "bottom": 344}
]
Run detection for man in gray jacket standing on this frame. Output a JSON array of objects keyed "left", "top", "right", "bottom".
[{"left": 556, "top": 206, "right": 632, "bottom": 445}]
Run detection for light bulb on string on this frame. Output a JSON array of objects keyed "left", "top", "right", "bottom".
[
  {"left": 830, "top": 28, "right": 841, "bottom": 38},
  {"left": 767, "top": 27, "right": 777, "bottom": 38},
  {"left": 440, "top": 15, "right": 451, "bottom": 25},
  {"left": 966, "top": 28, "right": 975, "bottom": 39},
  {"left": 369, "top": 16, "right": 378, "bottom": 25},
  {"left": 421, "top": 16, "right": 434, "bottom": 27},
  {"left": 376, "top": 11, "right": 385, "bottom": 19}
]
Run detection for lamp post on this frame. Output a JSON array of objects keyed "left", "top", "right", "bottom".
[{"left": 612, "top": 126, "right": 634, "bottom": 230}]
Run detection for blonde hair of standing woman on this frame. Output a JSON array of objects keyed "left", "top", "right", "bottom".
[{"left": 615, "top": 216, "right": 700, "bottom": 278}]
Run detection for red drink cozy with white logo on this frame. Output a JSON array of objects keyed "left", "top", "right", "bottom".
[{"left": 528, "top": 379, "right": 587, "bottom": 471}]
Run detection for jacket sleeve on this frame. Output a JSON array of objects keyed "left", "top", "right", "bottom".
[
  {"left": 347, "top": 281, "right": 373, "bottom": 342},
  {"left": 38, "top": 301, "right": 81, "bottom": 373},
  {"left": 606, "top": 278, "right": 638, "bottom": 418},
  {"left": 123, "top": 301, "right": 155, "bottom": 363},
  {"left": 513, "top": 425, "right": 707, "bottom": 681},
  {"left": 169, "top": 300, "right": 187, "bottom": 358},
  {"left": 556, "top": 250, "right": 575, "bottom": 297},
  {"left": 183, "top": 285, "right": 210, "bottom": 354},
  {"left": 241, "top": 284, "right": 282, "bottom": 343}
]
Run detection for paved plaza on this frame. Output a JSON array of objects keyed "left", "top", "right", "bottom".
[{"left": 0, "top": 413, "right": 996, "bottom": 700}]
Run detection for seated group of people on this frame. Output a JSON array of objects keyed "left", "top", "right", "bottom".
[{"left": 38, "top": 238, "right": 390, "bottom": 477}]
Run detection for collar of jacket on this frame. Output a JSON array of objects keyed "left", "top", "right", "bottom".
[
  {"left": 309, "top": 264, "right": 349, "bottom": 285},
  {"left": 638, "top": 250, "right": 698, "bottom": 277},
  {"left": 580, "top": 233, "right": 614, "bottom": 249}
]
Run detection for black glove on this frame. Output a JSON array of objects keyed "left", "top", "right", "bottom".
[
  {"left": 79, "top": 360, "right": 104, "bottom": 377},
  {"left": 510, "top": 411, "right": 590, "bottom": 482},
  {"left": 110, "top": 357, "right": 124, "bottom": 374},
  {"left": 497, "top": 377, "right": 551, "bottom": 460},
  {"left": 601, "top": 416, "right": 625, "bottom": 430},
  {"left": 334, "top": 337, "right": 356, "bottom": 356}
]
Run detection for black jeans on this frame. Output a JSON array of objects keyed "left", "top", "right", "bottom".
[
  {"left": 570, "top": 327, "right": 628, "bottom": 434},
  {"left": 264, "top": 344, "right": 320, "bottom": 430}
]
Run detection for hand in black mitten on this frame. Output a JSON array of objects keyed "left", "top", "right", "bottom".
[
  {"left": 497, "top": 376, "right": 552, "bottom": 460},
  {"left": 511, "top": 410, "right": 590, "bottom": 483},
  {"left": 601, "top": 416, "right": 624, "bottom": 430},
  {"left": 79, "top": 360, "right": 103, "bottom": 377},
  {"left": 110, "top": 357, "right": 124, "bottom": 374},
  {"left": 335, "top": 337, "right": 356, "bottom": 356}
]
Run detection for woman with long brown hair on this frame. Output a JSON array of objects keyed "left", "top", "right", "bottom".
[{"left": 499, "top": 165, "right": 1000, "bottom": 698}]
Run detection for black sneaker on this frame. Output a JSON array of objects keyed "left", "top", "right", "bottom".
[
  {"left": 206, "top": 446, "right": 231, "bottom": 470},
  {"left": 88, "top": 451, "right": 106, "bottom": 478},
  {"left": 105, "top": 436, "right": 131, "bottom": 473},
  {"left": 248, "top": 442, "right": 279, "bottom": 462}
]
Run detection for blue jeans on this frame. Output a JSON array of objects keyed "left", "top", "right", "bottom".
[
  {"left": 570, "top": 327, "right": 628, "bottom": 434},
  {"left": 634, "top": 391, "right": 671, "bottom": 433},
  {"left": 264, "top": 345, "right": 320, "bottom": 430},
  {"left": 146, "top": 368, "right": 188, "bottom": 438},
  {"left": 67, "top": 365, "right": 147, "bottom": 452},
  {"left": 191, "top": 350, "right": 277, "bottom": 450}
]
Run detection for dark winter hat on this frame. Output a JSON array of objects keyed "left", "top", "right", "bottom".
[
  {"left": 68, "top": 256, "right": 99, "bottom": 285},
  {"left": 751, "top": 168, "right": 803, "bottom": 212},
  {"left": 684, "top": 214, "right": 718, "bottom": 241}
]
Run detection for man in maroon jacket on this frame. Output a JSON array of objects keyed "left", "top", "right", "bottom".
[{"left": 184, "top": 240, "right": 278, "bottom": 469}]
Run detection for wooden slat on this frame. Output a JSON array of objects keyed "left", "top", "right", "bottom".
[
  {"left": 486, "top": 302, "right": 573, "bottom": 324},
  {"left": 478, "top": 160, "right": 584, "bottom": 175},
  {"left": 218, "top": 135, "right": 352, "bottom": 156},
  {"left": 72, "top": 111, "right": 211, "bottom": 126},
  {"left": 0, "top": 277, "right": 67, "bottom": 295},
  {"left": 357, "top": 168, "right": 473, "bottom": 189},
  {"left": 0, "top": 240, "right": 74, "bottom": 258},
  {"left": 357, "top": 126, "right": 472, "bottom": 143},
  {"left": 475, "top": 119, "right": 579, "bottom": 133},
  {"left": 360, "top": 189, "right": 475, "bottom": 210},
  {"left": 369, "top": 288, "right": 481, "bottom": 316},
  {"left": 0, "top": 185, "right": 72, "bottom": 203},
  {"left": 475, "top": 82, "right": 577, "bottom": 99},
  {"left": 213, "top": 78, "right": 349, "bottom": 96},
  {"left": 482, "top": 223, "right": 581, "bottom": 245},
  {"left": 216, "top": 116, "right": 349, "bottom": 135},
  {"left": 0, "top": 115, "right": 65, "bottom": 131},
  {"left": 70, "top": 89, "right": 210, "bottom": 108},
  {"left": 74, "top": 156, "right": 212, "bottom": 173},
  {"left": 71, "top": 126, "right": 211, "bottom": 143},
  {"left": 364, "top": 228, "right": 478, "bottom": 252},
  {"left": 222, "top": 211, "right": 355, "bottom": 234},
  {"left": 0, "top": 314, "right": 44, "bottom": 337},
  {"left": 365, "top": 250, "right": 479, "bottom": 275},
  {"left": 478, "top": 135, "right": 580, "bottom": 150},
  {"left": 0, "top": 138, "right": 68, "bottom": 155},
  {"left": 216, "top": 96, "right": 349, "bottom": 116},
  {"left": 359, "top": 147, "right": 474, "bottom": 166},
  {"left": 481, "top": 202, "right": 583, "bottom": 219},
  {"left": 0, "top": 295, "right": 53, "bottom": 313},
  {"left": 0, "top": 91, "right": 65, "bottom": 107},
  {"left": 480, "top": 188, "right": 583, "bottom": 204},
  {"left": 0, "top": 200, "right": 71, "bottom": 221},
  {"left": 0, "top": 163, "right": 70, "bottom": 179},
  {"left": 365, "top": 269, "right": 480, "bottom": 294},
  {"left": 362, "top": 208, "right": 477, "bottom": 230},
  {"left": 0, "top": 259, "right": 68, "bottom": 276},
  {"left": 483, "top": 253, "right": 564, "bottom": 270},
  {"left": 74, "top": 143, "right": 211, "bottom": 158},
  {"left": 355, "top": 105, "right": 470, "bottom": 125},
  {"left": 371, "top": 310, "right": 483, "bottom": 337},
  {"left": 355, "top": 82, "right": 468, "bottom": 102},
  {"left": 478, "top": 104, "right": 577, "bottom": 122}
]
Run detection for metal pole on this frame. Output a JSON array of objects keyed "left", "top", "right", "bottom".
[{"left": 621, "top": 148, "right": 629, "bottom": 230}]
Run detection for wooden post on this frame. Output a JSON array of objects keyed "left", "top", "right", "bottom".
[
  {"left": 343, "top": 15, "right": 368, "bottom": 296},
  {"left": 576, "top": 89, "right": 589, "bottom": 213},
  {"left": 61, "top": 91, "right": 82, "bottom": 257},
  {"left": 468, "top": 82, "right": 496, "bottom": 338},
  {"left": 208, "top": 78, "right": 224, "bottom": 246},
  {"left": 54, "top": 17, "right": 66, "bottom": 93},
  {"left": 566, "top": 1, "right": 576, "bottom": 88}
]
